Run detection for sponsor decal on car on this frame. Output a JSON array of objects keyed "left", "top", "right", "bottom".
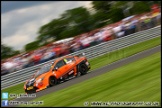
[
  {"left": 68, "top": 70, "right": 74, "bottom": 75},
  {"left": 27, "top": 86, "right": 33, "bottom": 90}
]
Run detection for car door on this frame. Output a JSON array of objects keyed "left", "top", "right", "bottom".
[
  {"left": 53, "top": 59, "right": 66, "bottom": 78},
  {"left": 63, "top": 57, "right": 76, "bottom": 75}
]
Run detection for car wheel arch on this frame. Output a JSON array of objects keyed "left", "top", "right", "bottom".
[{"left": 48, "top": 75, "right": 57, "bottom": 87}]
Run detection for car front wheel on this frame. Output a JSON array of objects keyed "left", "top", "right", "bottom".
[{"left": 49, "top": 76, "right": 57, "bottom": 87}]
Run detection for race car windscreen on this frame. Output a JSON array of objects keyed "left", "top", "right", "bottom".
[{"left": 34, "top": 63, "right": 52, "bottom": 78}]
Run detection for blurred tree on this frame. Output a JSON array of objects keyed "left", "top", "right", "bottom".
[
  {"left": 92, "top": 1, "right": 111, "bottom": 13},
  {"left": 24, "top": 40, "right": 40, "bottom": 52},
  {"left": 86, "top": 1, "right": 112, "bottom": 29},
  {"left": 60, "top": 7, "right": 92, "bottom": 32},
  {"left": 91, "top": 1, "right": 125, "bottom": 23},
  {"left": 38, "top": 7, "right": 92, "bottom": 41},
  {"left": 88, "top": 12, "right": 108, "bottom": 29},
  {"left": 108, "top": 7, "right": 125, "bottom": 22},
  {"left": 144, "top": 1, "right": 161, "bottom": 6},
  {"left": 111, "top": 1, "right": 128, "bottom": 8},
  {"left": 110, "top": 1, "right": 134, "bottom": 17},
  {"left": 37, "top": 18, "right": 68, "bottom": 41},
  {"left": 130, "top": 1, "right": 151, "bottom": 15},
  {"left": 1, "top": 44, "right": 20, "bottom": 59},
  {"left": 59, "top": 26, "right": 81, "bottom": 39}
]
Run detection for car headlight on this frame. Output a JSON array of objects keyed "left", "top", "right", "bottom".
[{"left": 36, "top": 77, "right": 44, "bottom": 84}]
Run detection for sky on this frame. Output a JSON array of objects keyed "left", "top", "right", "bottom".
[{"left": 1, "top": 1, "right": 92, "bottom": 51}]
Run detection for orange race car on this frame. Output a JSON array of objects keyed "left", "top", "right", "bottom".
[{"left": 24, "top": 53, "right": 90, "bottom": 94}]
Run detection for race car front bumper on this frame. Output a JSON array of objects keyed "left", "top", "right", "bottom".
[
  {"left": 25, "top": 86, "right": 38, "bottom": 94},
  {"left": 25, "top": 85, "right": 47, "bottom": 94}
]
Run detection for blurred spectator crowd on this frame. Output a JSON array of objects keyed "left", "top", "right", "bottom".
[{"left": 1, "top": 11, "right": 161, "bottom": 75}]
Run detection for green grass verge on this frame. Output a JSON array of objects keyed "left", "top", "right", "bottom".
[
  {"left": 22, "top": 51, "right": 161, "bottom": 107},
  {"left": 2, "top": 36, "right": 161, "bottom": 101},
  {"left": 89, "top": 36, "right": 161, "bottom": 71}
]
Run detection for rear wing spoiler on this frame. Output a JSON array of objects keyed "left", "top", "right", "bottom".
[{"left": 76, "top": 52, "right": 85, "bottom": 57}]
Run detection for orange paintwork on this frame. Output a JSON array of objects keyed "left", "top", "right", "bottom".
[{"left": 24, "top": 55, "right": 90, "bottom": 93}]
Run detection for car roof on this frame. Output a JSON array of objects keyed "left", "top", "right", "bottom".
[
  {"left": 38, "top": 55, "right": 75, "bottom": 72},
  {"left": 52, "top": 55, "right": 74, "bottom": 63}
]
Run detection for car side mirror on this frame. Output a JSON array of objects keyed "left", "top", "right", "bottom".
[
  {"left": 53, "top": 67, "right": 58, "bottom": 71},
  {"left": 82, "top": 52, "right": 85, "bottom": 56}
]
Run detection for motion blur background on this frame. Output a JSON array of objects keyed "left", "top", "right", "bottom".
[{"left": 1, "top": 1, "right": 161, "bottom": 75}]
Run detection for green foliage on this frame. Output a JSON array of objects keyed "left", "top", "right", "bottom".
[
  {"left": 64, "top": 7, "right": 90, "bottom": 22},
  {"left": 109, "top": 7, "right": 125, "bottom": 22},
  {"left": 38, "top": 7, "right": 92, "bottom": 41},
  {"left": 38, "top": 18, "right": 68, "bottom": 41},
  {"left": 130, "top": 1, "right": 151, "bottom": 15},
  {"left": 60, "top": 7, "right": 92, "bottom": 32},
  {"left": 143, "top": 1, "right": 161, "bottom": 6},
  {"left": 24, "top": 40, "right": 40, "bottom": 52},
  {"left": 91, "top": 1, "right": 112, "bottom": 26},
  {"left": 92, "top": 1, "right": 111, "bottom": 13},
  {"left": 59, "top": 26, "right": 82, "bottom": 39},
  {"left": 1, "top": 44, "right": 20, "bottom": 59},
  {"left": 111, "top": 1, "right": 129, "bottom": 8}
]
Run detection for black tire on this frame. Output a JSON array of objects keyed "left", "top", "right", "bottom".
[
  {"left": 49, "top": 76, "right": 57, "bottom": 87},
  {"left": 78, "top": 63, "right": 88, "bottom": 75}
]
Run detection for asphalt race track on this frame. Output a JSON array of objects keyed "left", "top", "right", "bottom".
[{"left": 8, "top": 45, "right": 161, "bottom": 107}]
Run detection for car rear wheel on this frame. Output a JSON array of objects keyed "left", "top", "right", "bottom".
[
  {"left": 79, "top": 63, "right": 88, "bottom": 75},
  {"left": 49, "top": 76, "right": 57, "bottom": 87}
]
